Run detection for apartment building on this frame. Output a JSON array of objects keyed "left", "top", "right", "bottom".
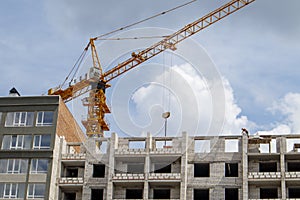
[{"left": 0, "top": 94, "right": 85, "bottom": 200}]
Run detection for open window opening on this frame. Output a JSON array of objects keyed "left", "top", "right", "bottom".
[
  {"left": 155, "top": 140, "right": 172, "bottom": 148},
  {"left": 225, "top": 188, "right": 238, "bottom": 200},
  {"left": 64, "top": 193, "right": 76, "bottom": 200},
  {"left": 194, "top": 163, "right": 209, "bottom": 177},
  {"left": 194, "top": 189, "right": 209, "bottom": 200},
  {"left": 93, "top": 164, "right": 105, "bottom": 178},
  {"left": 289, "top": 188, "right": 300, "bottom": 198},
  {"left": 154, "top": 163, "right": 171, "bottom": 173},
  {"left": 225, "top": 163, "right": 238, "bottom": 177},
  {"left": 66, "top": 168, "right": 78, "bottom": 177},
  {"left": 287, "top": 162, "right": 300, "bottom": 172},
  {"left": 225, "top": 139, "right": 239, "bottom": 152},
  {"left": 260, "top": 188, "right": 278, "bottom": 199},
  {"left": 91, "top": 189, "right": 103, "bottom": 200},
  {"left": 259, "top": 162, "right": 277, "bottom": 172},
  {"left": 129, "top": 140, "right": 145, "bottom": 149},
  {"left": 153, "top": 189, "right": 170, "bottom": 199},
  {"left": 126, "top": 189, "right": 143, "bottom": 199}
]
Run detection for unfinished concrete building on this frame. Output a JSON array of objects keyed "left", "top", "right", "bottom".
[
  {"left": 59, "top": 132, "right": 300, "bottom": 200},
  {"left": 1, "top": 94, "right": 300, "bottom": 199}
]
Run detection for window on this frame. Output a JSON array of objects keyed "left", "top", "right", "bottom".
[
  {"left": 126, "top": 189, "right": 143, "bottom": 199},
  {"left": 194, "top": 189, "right": 209, "bottom": 200},
  {"left": 225, "top": 188, "right": 238, "bottom": 200},
  {"left": 1, "top": 135, "right": 32, "bottom": 150},
  {"left": 27, "top": 184, "right": 45, "bottom": 198},
  {"left": 64, "top": 193, "right": 76, "bottom": 200},
  {"left": 154, "top": 163, "right": 171, "bottom": 173},
  {"left": 93, "top": 164, "right": 105, "bottom": 177},
  {"left": 155, "top": 140, "right": 172, "bottom": 148},
  {"left": 30, "top": 159, "right": 48, "bottom": 174},
  {"left": 33, "top": 135, "right": 51, "bottom": 149},
  {"left": 287, "top": 162, "right": 300, "bottom": 172},
  {"left": 259, "top": 162, "right": 277, "bottom": 172},
  {"left": 66, "top": 168, "right": 78, "bottom": 177},
  {"left": 225, "top": 139, "right": 239, "bottom": 152},
  {"left": 5, "top": 112, "right": 34, "bottom": 127},
  {"left": 99, "top": 141, "right": 107, "bottom": 154},
  {"left": 0, "top": 183, "right": 25, "bottom": 198},
  {"left": 129, "top": 140, "right": 145, "bottom": 149},
  {"left": 194, "top": 163, "right": 210, "bottom": 177},
  {"left": 91, "top": 189, "right": 103, "bottom": 200},
  {"left": 194, "top": 140, "right": 210, "bottom": 153},
  {"left": 260, "top": 188, "right": 278, "bottom": 199},
  {"left": 289, "top": 188, "right": 300, "bottom": 198},
  {"left": 153, "top": 189, "right": 170, "bottom": 199},
  {"left": 225, "top": 163, "right": 238, "bottom": 177},
  {"left": 36, "top": 111, "right": 54, "bottom": 126},
  {"left": 0, "top": 159, "right": 28, "bottom": 174}
]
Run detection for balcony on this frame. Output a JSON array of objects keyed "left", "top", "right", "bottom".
[
  {"left": 61, "top": 153, "right": 86, "bottom": 160},
  {"left": 285, "top": 171, "right": 300, "bottom": 178},
  {"left": 58, "top": 177, "right": 84, "bottom": 185},
  {"left": 248, "top": 172, "right": 281, "bottom": 179},
  {"left": 113, "top": 173, "right": 145, "bottom": 181},
  {"left": 148, "top": 173, "right": 181, "bottom": 180},
  {"left": 150, "top": 148, "right": 181, "bottom": 154},
  {"left": 115, "top": 148, "right": 146, "bottom": 155}
]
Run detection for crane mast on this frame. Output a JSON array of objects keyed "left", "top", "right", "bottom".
[{"left": 48, "top": 0, "right": 255, "bottom": 137}]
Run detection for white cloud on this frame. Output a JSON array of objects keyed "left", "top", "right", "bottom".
[
  {"left": 221, "top": 78, "right": 253, "bottom": 135},
  {"left": 128, "top": 63, "right": 253, "bottom": 136},
  {"left": 270, "top": 93, "right": 300, "bottom": 133}
]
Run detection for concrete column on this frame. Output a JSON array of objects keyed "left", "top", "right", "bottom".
[
  {"left": 242, "top": 134, "right": 248, "bottom": 200},
  {"left": 106, "top": 132, "right": 117, "bottom": 199},
  {"left": 280, "top": 137, "right": 286, "bottom": 199},
  {"left": 143, "top": 132, "right": 151, "bottom": 199},
  {"left": 180, "top": 132, "right": 188, "bottom": 200}
]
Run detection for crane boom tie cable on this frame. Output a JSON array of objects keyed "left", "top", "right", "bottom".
[{"left": 94, "top": 0, "right": 197, "bottom": 40}]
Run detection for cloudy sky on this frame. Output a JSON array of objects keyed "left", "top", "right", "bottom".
[{"left": 1, "top": 0, "right": 300, "bottom": 137}]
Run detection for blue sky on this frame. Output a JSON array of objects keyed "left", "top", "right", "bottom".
[{"left": 1, "top": 0, "right": 300, "bottom": 136}]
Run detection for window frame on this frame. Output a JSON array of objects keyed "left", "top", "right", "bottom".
[
  {"left": 3, "top": 183, "right": 18, "bottom": 198},
  {"left": 5, "top": 112, "right": 34, "bottom": 127},
  {"left": 33, "top": 135, "right": 51, "bottom": 149},
  {"left": 36, "top": 111, "right": 54, "bottom": 126},
  {"left": 1, "top": 135, "right": 32, "bottom": 150},
  {"left": 30, "top": 159, "right": 48, "bottom": 174},
  {"left": 27, "top": 184, "right": 45, "bottom": 199}
]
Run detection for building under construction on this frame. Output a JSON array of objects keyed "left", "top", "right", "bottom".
[{"left": 1, "top": 95, "right": 300, "bottom": 199}]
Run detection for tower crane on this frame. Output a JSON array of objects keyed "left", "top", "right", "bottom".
[{"left": 48, "top": 0, "right": 255, "bottom": 137}]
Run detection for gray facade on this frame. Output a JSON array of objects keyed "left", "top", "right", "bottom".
[{"left": 0, "top": 96, "right": 84, "bottom": 200}]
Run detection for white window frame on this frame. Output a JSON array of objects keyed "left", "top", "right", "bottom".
[
  {"left": 7, "top": 159, "right": 21, "bottom": 174},
  {"left": 5, "top": 112, "right": 34, "bottom": 127},
  {"left": 3, "top": 183, "right": 18, "bottom": 198},
  {"left": 36, "top": 111, "right": 54, "bottom": 126},
  {"left": 33, "top": 135, "right": 51, "bottom": 149},
  {"left": 30, "top": 159, "right": 48, "bottom": 174},
  {"left": 10, "top": 135, "right": 25, "bottom": 150},
  {"left": 27, "top": 184, "right": 45, "bottom": 199}
]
